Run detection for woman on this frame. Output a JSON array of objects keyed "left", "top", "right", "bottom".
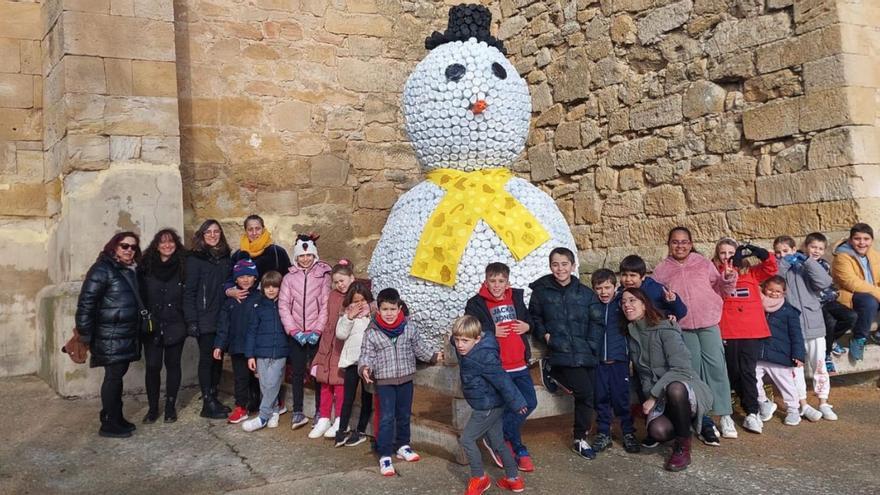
[
  {"left": 75, "top": 232, "right": 143, "bottom": 438},
  {"left": 621, "top": 288, "right": 713, "bottom": 472},
  {"left": 184, "top": 219, "right": 233, "bottom": 419},
  {"left": 226, "top": 214, "right": 291, "bottom": 301},
  {"left": 651, "top": 227, "right": 737, "bottom": 443},
  {"left": 139, "top": 228, "right": 187, "bottom": 424}
]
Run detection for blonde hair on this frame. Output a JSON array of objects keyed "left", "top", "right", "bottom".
[{"left": 451, "top": 315, "right": 482, "bottom": 339}]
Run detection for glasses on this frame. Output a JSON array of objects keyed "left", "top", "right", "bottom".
[
  {"left": 118, "top": 243, "right": 137, "bottom": 251},
  {"left": 669, "top": 240, "right": 692, "bottom": 246},
  {"left": 203, "top": 230, "right": 221, "bottom": 236}
]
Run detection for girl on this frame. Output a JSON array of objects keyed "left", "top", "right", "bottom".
[
  {"left": 279, "top": 234, "right": 331, "bottom": 429},
  {"left": 714, "top": 238, "right": 777, "bottom": 435},
  {"left": 334, "top": 281, "right": 375, "bottom": 447},
  {"left": 621, "top": 288, "right": 714, "bottom": 472},
  {"left": 309, "top": 260, "right": 356, "bottom": 439}
]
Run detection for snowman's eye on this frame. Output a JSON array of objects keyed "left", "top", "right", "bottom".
[
  {"left": 445, "top": 64, "right": 466, "bottom": 82},
  {"left": 492, "top": 62, "right": 507, "bottom": 80}
]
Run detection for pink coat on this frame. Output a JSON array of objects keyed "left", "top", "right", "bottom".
[
  {"left": 652, "top": 253, "right": 737, "bottom": 331},
  {"left": 278, "top": 260, "right": 332, "bottom": 335}
]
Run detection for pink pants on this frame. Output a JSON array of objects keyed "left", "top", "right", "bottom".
[
  {"left": 755, "top": 360, "right": 799, "bottom": 412},
  {"left": 794, "top": 337, "right": 830, "bottom": 400},
  {"left": 319, "top": 384, "right": 344, "bottom": 418}
]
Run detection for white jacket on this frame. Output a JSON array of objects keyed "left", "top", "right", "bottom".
[{"left": 336, "top": 314, "right": 370, "bottom": 368}]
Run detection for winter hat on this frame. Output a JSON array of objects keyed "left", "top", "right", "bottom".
[
  {"left": 425, "top": 4, "right": 505, "bottom": 54},
  {"left": 233, "top": 259, "right": 258, "bottom": 279},
  {"left": 292, "top": 233, "right": 319, "bottom": 260}
]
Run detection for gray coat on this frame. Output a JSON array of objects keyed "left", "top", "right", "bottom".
[
  {"left": 778, "top": 258, "right": 833, "bottom": 340},
  {"left": 627, "top": 318, "right": 714, "bottom": 433}
]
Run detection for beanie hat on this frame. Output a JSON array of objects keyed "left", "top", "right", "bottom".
[
  {"left": 233, "top": 259, "right": 258, "bottom": 279},
  {"left": 293, "top": 234, "right": 319, "bottom": 260}
]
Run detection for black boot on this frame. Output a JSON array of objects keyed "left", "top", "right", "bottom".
[
  {"left": 99, "top": 409, "right": 132, "bottom": 438},
  {"left": 142, "top": 409, "right": 159, "bottom": 424},
  {"left": 210, "top": 387, "right": 231, "bottom": 414},
  {"left": 200, "top": 388, "right": 227, "bottom": 419},
  {"left": 117, "top": 405, "right": 136, "bottom": 432},
  {"left": 164, "top": 397, "right": 178, "bottom": 423}
]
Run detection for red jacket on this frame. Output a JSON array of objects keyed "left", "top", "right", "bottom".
[{"left": 718, "top": 256, "right": 777, "bottom": 340}]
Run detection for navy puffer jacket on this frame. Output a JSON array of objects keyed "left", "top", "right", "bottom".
[
  {"left": 215, "top": 293, "right": 258, "bottom": 355},
  {"left": 245, "top": 295, "right": 289, "bottom": 359},
  {"left": 760, "top": 302, "right": 806, "bottom": 367},
  {"left": 454, "top": 334, "right": 527, "bottom": 412}
]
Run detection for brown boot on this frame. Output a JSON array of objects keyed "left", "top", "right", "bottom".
[{"left": 664, "top": 436, "right": 691, "bottom": 472}]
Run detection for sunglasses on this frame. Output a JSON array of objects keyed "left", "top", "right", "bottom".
[{"left": 118, "top": 242, "right": 137, "bottom": 251}]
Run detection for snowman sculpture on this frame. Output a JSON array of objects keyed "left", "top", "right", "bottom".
[{"left": 368, "top": 4, "right": 578, "bottom": 339}]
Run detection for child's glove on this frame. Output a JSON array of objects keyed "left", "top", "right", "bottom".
[
  {"left": 745, "top": 243, "right": 770, "bottom": 261},
  {"left": 306, "top": 332, "right": 320, "bottom": 346},
  {"left": 783, "top": 252, "right": 807, "bottom": 266},
  {"left": 293, "top": 332, "right": 309, "bottom": 345}
]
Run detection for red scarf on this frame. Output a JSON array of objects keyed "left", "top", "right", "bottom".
[{"left": 374, "top": 311, "right": 406, "bottom": 339}]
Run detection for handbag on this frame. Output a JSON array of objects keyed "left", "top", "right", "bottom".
[
  {"left": 61, "top": 327, "right": 89, "bottom": 364},
  {"left": 119, "top": 269, "right": 154, "bottom": 335}
]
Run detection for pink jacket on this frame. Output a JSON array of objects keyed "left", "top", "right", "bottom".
[
  {"left": 278, "top": 260, "right": 332, "bottom": 335},
  {"left": 652, "top": 253, "right": 737, "bottom": 331}
]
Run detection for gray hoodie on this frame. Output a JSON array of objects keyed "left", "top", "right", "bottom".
[{"left": 777, "top": 256, "right": 833, "bottom": 340}]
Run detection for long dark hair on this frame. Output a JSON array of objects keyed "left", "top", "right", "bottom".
[
  {"left": 622, "top": 287, "right": 664, "bottom": 328},
  {"left": 100, "top": 231, "right": 142, "bottom": 263},
  {"left": 344, "top": 281, "right": 374, "bottom": 307},
  {"left": 141, "top": 228, "right": 185, "bottom": 275},
  {"left": 191, "top": 219, "right": 231, "bottom": 256}
]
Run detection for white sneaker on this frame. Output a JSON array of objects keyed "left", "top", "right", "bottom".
[
  {"left": 742, "top": 413, "right": 763, "bottom": 434},
  {"left": 801, "top": 404, "right": 823, "bottom": 422},
  {"left": 784, "top": 409, "right": 801, "bottom": 426},
  {"left": 758, "top": 401, "right": 778, "bottom": 422},
  {"left": 242, "top": 416, "right": 267, "bottom": 432},
  {"left": 819, "top": 403, "right": 838, "bottom": 421},
  {"left": 379, "top": 456, "right": 395, "bottom": 476},
  {"left": 396, "top": 444, "right": 421, "bottom": 462},
  {"left": 308, "top": 417, "right": 332, "bottom": 438},
  {"left": 267, "top": 412, "right": 280, "bottom": 428},
  {"left": 719, "top": 415, "right": 738, "bottom": 438},
  {"left": 323, "top": 417, "right": 340, "bottom": 438}
]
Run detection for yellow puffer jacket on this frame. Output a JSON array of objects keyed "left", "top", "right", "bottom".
[{"left": 831, "top": 240, "right": 880, "bottom": 308}]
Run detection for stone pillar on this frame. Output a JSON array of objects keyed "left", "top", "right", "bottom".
[{"left": 36, "top": 0, "right": 188, "bottom": 397}]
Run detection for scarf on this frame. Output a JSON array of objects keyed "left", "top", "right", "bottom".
[
  {"left": 761, "top": 294, "right": 784, "bottom": 313},
  {"left": 240, "top": 230, "right": 272, "bottom": 258},
  {"left": 151, "top": 254, "right": 181, "bottom": 282},
  {"left": 374, "top": 311, "right": 407, "bottom": 339}
]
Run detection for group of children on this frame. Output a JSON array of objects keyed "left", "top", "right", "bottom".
[{"left": 209, "top": 224, "right": 873, "bottom": 494}]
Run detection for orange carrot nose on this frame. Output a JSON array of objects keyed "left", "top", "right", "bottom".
[{"left": 470, "top": 100, "right": 488, "bottom": 114}]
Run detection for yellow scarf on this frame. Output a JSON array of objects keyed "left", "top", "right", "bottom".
[
  {"left": 410, "top": 168, "right": 550, "bottom": 286},
  {"left": 240, "top": 230, "right": 272, "bottom": 258}
]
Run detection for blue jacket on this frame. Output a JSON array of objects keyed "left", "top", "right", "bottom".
[
  {"left": 598, "top": 292, "right": 628, "bottom": 362},
  {"left": 214, "top": 293, "right": 258, "bottom": 355},
  {"left": 641, "top": 277, "right": 688, "bottom": 320},
  {"left": 245, "top": 295, "right": 289, "bottom": 359},
  {"left": 454, "top": 333, "right": 527, "bottom": 412},
  {"left": 760, "top": 302, "right": 806, "bottom": 367},
  {"left": 529, "top": 274, "right": 604, "bottom": 368}
]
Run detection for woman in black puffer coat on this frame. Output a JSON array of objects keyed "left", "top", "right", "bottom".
[
  {"left": 75, "top": 231, "right": 143, "bottom": 438},
  {"left": 139, "top": 228, "right": 187, "bottom": 424},
  {"left": 184, "top": 219, "right": 233, "bottom": 419}
]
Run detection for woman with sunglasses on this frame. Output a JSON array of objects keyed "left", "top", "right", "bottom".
[
  {"left": 184, "top": 219, "right": 233, "bottom": 419},
  {"left": 75, "top": 232, "right": 144, "bottom": 438}
]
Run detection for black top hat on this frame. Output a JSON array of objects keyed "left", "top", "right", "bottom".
[{"left": 425, "top": 4, "right": 505, "bottom": 54}]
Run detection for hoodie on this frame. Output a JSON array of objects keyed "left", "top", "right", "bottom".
[
  {"left": 652, "top": 252, "right": 737, "bottom": 330},
  {"left": 831, "top": 240, "right": 880, "bottom": 308},
  {"left": 464, "top": 285, "right": 532, "bottom": 371}
]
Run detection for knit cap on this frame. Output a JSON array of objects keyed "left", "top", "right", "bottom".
[
  {"left": 292, "top": 234, "right": 319, "bottom": 260},
  {"left": 233, "top": 259, "right": 258, "bottom": 279}
]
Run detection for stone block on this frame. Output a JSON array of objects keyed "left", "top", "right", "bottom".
[
  {"left": 595, "top": 166, "right": 618, "bottom": 192},
  {"left": 682, "top": 160, "right": 756, "bottom": 213},
  {"left": 610, "top": 14, "right": 636, "bottom": 44},
  {"left": 773, "top": 144, "right": 807, "bottom": 174},
  {"left": 630, "top": 95, "right": 682, "bottom": 131},
  {"left": 527, "top": 142, "right": 558, "bottom": 181},
  {"left": 66, "top": 134, "right": 110, "bottom": 171},
  {"left": 808, "top": 126, "right": 880, "bottom": 170},
  {"left": 324, "top": 12, "right": 392, "bottom": 37},
  {"left": 132, "top": 61, "right": 177, "bottom": 97},
  {"left": 0, "top": 73, "right": 34, "bottom": 108},
  {"left": 351, "top": 208, "right": 390, "bottom": 238},
  {"left": 728, "top": 204, "right": 820, "bottom": 239},
  {"left": 636, "top": 0, "right": 693, "bottom": 45},
  {"left": 140, "top": 136, "right": 179, "bottom": 164},
  {"left": 338, "top": 58, "right": 407, "bottom": 93},
  {"left": 530, "top": 82, "right": 553, "bottom": 113},
  {"left": 743, "top": 69, "right": 802, "bottom": 103},
  {"left": 0, "top": 108, "right": 40, "bottom": 140},
  {"left": 849, "top": 165, "right": 880, "bottom": 201},
  {"left": 269, "top": 101, "right": 311, "bottom": 133},
  {"left": 555, "top": 122, "right": 581, "bottom": 149},
  {"left": 63, "top": 12, "right": 175, "bottom": 61},
  {"left": 547, "top": 47, "right": 591, "bottom": 103},
  {"left": 105, "top": 96, "right": 179, "bottom": 136},
  {"left": 356, "top": 182, "right": 397, "bottom": 209},
  {"left": 256, "top": 191, "right": 299, "bottom": 215},
  {"left": 799, "top": 87, "right": 875, "bottom": 133},
  {"left": 20, "top": 40, "right": 40, "bottom": 75},
  {"left": 309, "top": 154, "right": 348, "bottom": 186},
  {"left": 682, "top": 81, "right": 725, "bottom": 119},
  {"left": 0, "top": 38, "right": 20, "bottom": 73},
  {"left": 602, "top": 190, "right": 644, "bottom": 218},
  {"left": 0, "top": 1, "right": 41, "bottom": 40},
  {"left": 498, "top": 15, "right": 527, "bottom": 40},
  {"left": 104, "top": 58, "right": 132, "bottom": 95},
  {"left": 535, "top": 104, "right": 564, "bottom": 127},
  {"left": 644, "top": 184, "right": 686, "bottom": 215},
  {"left": 803, "top": 54, "right": 880, "bottom": 93},
  {"left": 756, "top": 25, "right": 842, "bottom": 74},
  {"left": 816, "top": 200, "right": 859, "bottom": 232},
  {"left": 607, "top": 136, "right": 668, "bottom": 167},
  {"left": 110, "top": 0, "right": 135, "bottom": 16},
  {"left": 557, "top": 149, "right": 596, "bottom": 175},
  {"left": 742, "top": 98, "right": 799, "bottom": 141},
  {"left": 64, "top": 55, "right": 106, "bottom": 94},
  {"left": 706, "top": 12, "right": 790, "bottom": 59},
  {"left": 592, "top": 56, "right": 628, "bottom": 88},
  {"left": 707, "top": 52, "right": 755, "bottom": 81},
  {"left": 0, "top": 182, "right": 48, "bottom": 216},
  {"left": 134, "top": 0, "right": 174, "bottom": 21},
  {"left": 581, "top": 119, "right": 602, "bottom": 146},
  {"left": 619, "top": 168, "right": 644, "bottom": 191},
  {"left": 573, "top": 192, "right": 601, "bottom": 224},
  {"left": 756, "top": 168, "right": 851, "bottom": 206},
  {"left": 705, "top": 120, "right": 741, "bottom": 154},
  {"left": 658, "top": 33, "right": 703, "bottom": 63},
  {"left": 109, "top": 135, "right": 141, "bottom": 161}
]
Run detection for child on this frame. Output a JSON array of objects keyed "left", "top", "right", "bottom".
[
  {"left": 334, "top": 281, "right": 375, "bottom": 447},
  {"left": 618, "top": 255, "right": 687, "bottom": 321},
  {"left": 832, "top": 223, "right": 880, "bottom": 361},
  {"left": 714, "top": 238, "right": 777, "bottom": 435},
  {"left": 242, "top": 271, "right": 290, "bottom": 432},
  {"left": 359, "top": 288, "right": 443, "bottom": 476},
  {"left": 774, "top": 235, "right": 837, "bottom": 421},
  {"left": 590, "top": 269, "right": 640, "bottom": 454},
  {"left": 529, "top": 247, "right": 603, "bottom": 460},
  {"left": 464, "top": 262, "right": 537, "bottom": 472},
  {"left": 279, "top": 234, "right": 331, "bottom": 429},
  {"left": 309, "top": 260, "right": 356, "bottom": 439},
  {"left": 213, "top": 259, "right": 260, "bottom": 424},
  {"left": 452, "top": 315, "right": 528, "bottom": 494},
  {"left": 756, "top": 276, "right": 806, "bottom": 427}
]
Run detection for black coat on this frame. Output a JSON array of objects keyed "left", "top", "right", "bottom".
[
  {"left": 528, "top": 274, "right": 603, "bottom": 368},
  {"left": 75, "top": 253, "right": 142, "bottom": 367},
  {"left": 215, "top": 293, "right": 258, "bottom": 355},
  {"left": 140, "top": 261, "right": 187, "bottom": 347},
  {"left": 464, "top": 289, "right": 533, "bottom": 364},
  {"left": 183, "top": 250, "right": 232, "bottom": 335}
]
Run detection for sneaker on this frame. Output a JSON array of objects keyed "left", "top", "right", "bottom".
[
  {"left": 784, "top": 409, "right": 801, "bottom": 426},
  {"left": 698, "top": 424, "right": 721, "bottom": 446},
  {"left": 267, "top": 412, "right": 280, "bottom": 428},
  {"left": 496, "top": 477, "right": 525, "bottom": 492},
  {"left": 308, "top": 417, "right": 332, "bottom": 438},
  {"left": 801, "top": 404, "right": 823, "bottom": 422},
  {"left": 850, "top": 337, "right": 867, "bottom": 361},
  {"left": 641, "top": 435, "right": 660, "bottom": 449},
  {"left": 396, "top": 445, "right": 421, "bottom": 462},
  {"left": 345, "top": 430, "right": 368, "bottom": 447},
  {"left": 831, "top": 343, "right": 848, "bottom": 356},
  {"left": 819, "top": 403, "right": 838, "bottom": 421},
  {"left": 290, "top": 412, "right": 308, "bottom": 430},
  {"left": 540, "top": 359, "right": 558, "bottom": 394},
  {"left": 334, "top": 430, "right": 350, "bottom": 448},
  {"left": 227, "top": 406, "right": 249, "bottom": 424},
  {"left": 481, "top": 438, "right": 505, "bottom": 468},
  {"left": 572, "top": 438, "right": 596, "bottom": 460},
  {"left": 870, "top": 332, "right": 880, "bottom": 345},
  {"left": 622, "top": 433, "right": 641, "bottom": 453},
  {"left": 592, "top": 432, "right": 612, "bottom": 452},
  {"left": 465, "top": 475, "right": 492, "bottom": 495},
  {"left": 379, "top": 456, "right": 395, "bottom": 476},
  {"left": 516, "top": 453, "right": 535, "bottom": 472},
  {"left": 826, "top": 356, "right": 837, "bottom": 374},
  {"left": 742, "top": 413, "right": 763, "bottom": 434},
  {"left": 719, "top": 415, "right": 738, "bottom": 438},
  {"left": 758, "top": 401, "right": 778, "bottom": 422},
  {"left": 242, "top": 416, "right": 267, "bottom": 432},
  {"left": 277, "top": 399, "right": 288, "bottom": 416},
  {"left": 324, "top": 417, "right": 340, "bottom": 438}
]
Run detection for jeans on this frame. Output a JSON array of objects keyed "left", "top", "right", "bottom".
[
  {"left": 460, "top": 408, "right": 518, "bottom": 478},
  {"left": 289, "top": 339, "right": 319, "bottom": 414},
  {"left": 501, "top": 368, "right": 537, "bottom": 454},
  {"left": 549, "top": 365, "right": 595, "bottom": 440},
  {"left": 376, "top": 381, "right": 414, "bottom": 457},
  {"left": 143, "top": 339, "right": 183, "bottom": 411},
  {"left": 724, "top": 338, "right": 762, "bottom": 415},
  {"left": 823, "top": 300, "right": 858, "bottom": 350},
  {"left": 338, "top": 364, "right": 373, "bottom": 434},
  {"left": 256, "top": 358, "right": 286, "bottom": 421},
  {"left": 197, "top": 333, "right": 222, "bottom": 393},
  {"left": 595, "top": 361, "right": 635, "bottom": 435},
  {"left": 851, "top": 292, "right": 880, "bottom": 340},
  {"left": 101, "top": 361, "right": 131, "bottom": 422}
]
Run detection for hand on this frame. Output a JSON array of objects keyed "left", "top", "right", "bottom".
[
  {"left": 746, "top": 244, "right": 770, "bottom": 261},
  {"left": 662, "top": 286, "right": 676, "bottom": 302},
  {"left": 517, "top": 406, "right": 528, "bottom": 415},
  {"left": 722, "top": 260, "right": 737, "bottom": 280},
  {"left": 248, "top": 358, "right": 256, "bottom": 372},
  {"left": 793, "top": 359, "right": 803, "bottom": 368},
  {"left": 544, "top": 334, "right": 550, "bottom": 344},
  {"left": 667, "top": 314, "right": 678, "bottom": 323},
  {"left": 642, "top": 397, "right": 656, "bottom": 416},
  {"left": 511, "top": 320, "right": 530, "bottom": 335},
  {"left": 187, "top": 324, "right": 200, "bottom": 338},
  {"left": 434, "top": 351, "right": 445, "bottom": 363},
  {"left": 306, "top": 332, "right": 320, "bottom": 346},
  {"left": 495, "top": 323, "right": 511, "bottom": 338},
  {"left": 293, "top": 332, "right": 308, "bottom": 345},
  {"left": 226, "top": 287, "right": 249, "bottom": 303},
  {"left": 361, "top": 367, "right": 373, "bottom": 384},
  {"left": 212, "top": 348, "right": 222, "bottom": 360}
]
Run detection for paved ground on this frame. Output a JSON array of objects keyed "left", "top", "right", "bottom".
[{"left": 1, "top": 374, "right": 879, "bottom": 495}]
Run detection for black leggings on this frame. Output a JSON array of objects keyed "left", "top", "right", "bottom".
[
  {"left": 144, "top": 339, "right": 184, "bottom": 410},
  {"left": 338, "top": 364, "right": 373, "bottom": 434},
  {"left": 197, "top": 334, "right": 222, "bottom": 393},
  {"left": 289, "top": 340, "right": 319, "bottom": 414},
  {"left": 647, "top": 382, "right": 693, "bottom": 442},
  {"left": 101, "top": 361, "right": 131, "bottom": 421}
]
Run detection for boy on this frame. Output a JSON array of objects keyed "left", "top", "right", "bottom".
[
  {"left": 464, "top": 262, "right": 537, "bottom": 472},
  {"left": 832, "top": 223, "right": 880, "bottom": 361},
  {"left": 618, "top": 255, "right": 687, "bottom": 321},
  {"left": 453, "top": 315, "right": 527, "bottom": 495},
  {"left": 360, "top": 288, "right": 444, "bottom": 476},
  {"left": 590, "top": 269, "right": 640, "bottom": 454},
  {"left": 529, "top": 247, "right": 603, "bottom": 460},
  {"left": 213, "top": 259, "right": 261, "bottom": 424}
]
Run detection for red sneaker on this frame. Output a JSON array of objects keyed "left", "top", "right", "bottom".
[
  {"left": 464, "top": 475, "right": 492, "bottom": 495},
  {"left": 516, "top": 454, "right": 534, "bottom": 472},
  {"left": 496, "top": 477, "right": 525, "bottom": 492},
  {"left": 227, "top": 406, "right": 249, "bottom": 424}
]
